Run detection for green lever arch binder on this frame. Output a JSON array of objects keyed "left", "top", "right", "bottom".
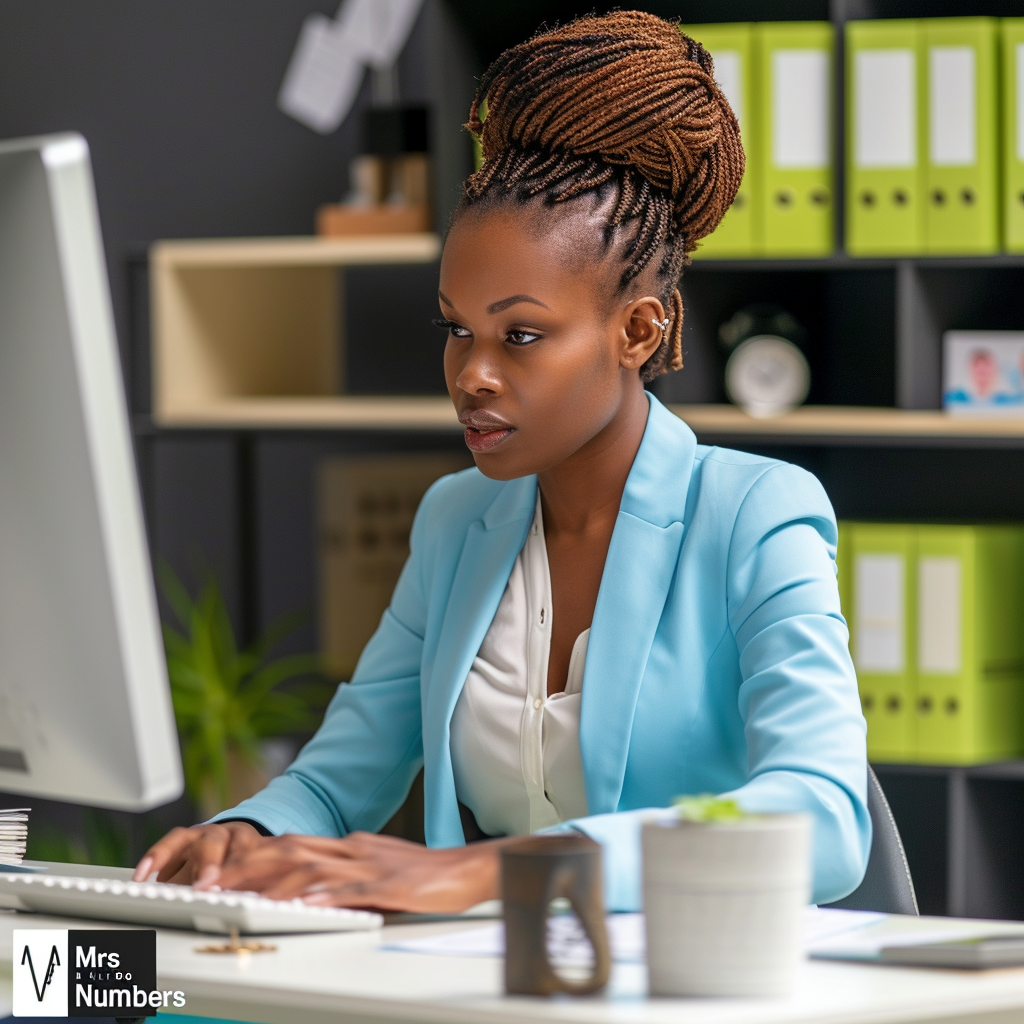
[
  {"left": 845, "top": 20, "right": 924, "bottom": 255},
  {"left": 914, "top": 526, "right": 1024, "bottom": 765},
  {"left": 847, "top": 524, "right": 916, "bottom": 763},
  {"left": 756, "top": 22, "right": 835, "bottom": 256},
  {"left": 922, "top": 18, "right": 1000, "bottom": 255},
  {"left": 683, "top": 22, "right": 758, "bottom": 258},
  {"left": 1003, "top": 19, "right": 1024, "bottom": 253}
]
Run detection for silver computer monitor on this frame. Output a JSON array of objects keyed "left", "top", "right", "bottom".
[{"left": 0, "top": 133, "right": 183, "bottom": 810}]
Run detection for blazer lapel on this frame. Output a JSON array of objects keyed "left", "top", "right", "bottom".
[
  {"left": 579, "top": 396, "right": 697, "bottom": 814},
  {"left": 421, "top": 475, "right": 536, "bottom": 847}
]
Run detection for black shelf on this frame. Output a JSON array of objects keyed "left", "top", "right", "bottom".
[{"left": 874, "top": 762, "right": 1024, "bottom": 919}]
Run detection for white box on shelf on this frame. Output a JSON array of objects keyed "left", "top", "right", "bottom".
[{"left": 943, "top": 331, "right": 1024, "bottom": 416}]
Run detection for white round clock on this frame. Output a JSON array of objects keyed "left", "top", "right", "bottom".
[{"left": 724, "top": 335, "right": 810, "bottom": 419}]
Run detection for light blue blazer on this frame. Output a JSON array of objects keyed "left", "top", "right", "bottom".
[{"left": 214, "top": 394, "right": 871, "bottom": 909}]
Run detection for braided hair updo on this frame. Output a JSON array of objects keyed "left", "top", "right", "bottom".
[{"left": 458, "top": 11, "right": 745, "bottom": 380}]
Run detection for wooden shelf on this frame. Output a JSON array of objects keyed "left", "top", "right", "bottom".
[
  {"left": 687, "top": 253, "right": 1024, "bottom": 272},
  {"left": 151, "top": 398, "right": 1024, "bottom": 445},
  {"left": 153, "top": 396, "right": 461, "bottom": 430},
  {"left": 151, "top": 233, "right": 442, "bottom": 267},
  {"left": 669, "top": 405, "right": 1024, "bottom": 445}
]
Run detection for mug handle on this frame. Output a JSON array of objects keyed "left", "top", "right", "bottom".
[{"left": 541, "top": 865, "right": 612, "bottom": 996}]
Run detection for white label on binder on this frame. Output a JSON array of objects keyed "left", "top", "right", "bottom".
[
  {"left": 918, "top": 556, "right": 962, "bottom": 674},
  {"left": 855, "top": 554, "right": 904, "bottom": 673},
  {"left": 712, "top": 50, "right": 743, "bottom": 128},
  {"left": 773, "top": 50, "right": 830, "bottom": 169},
  {"left": 1017, "top": 43, "right": 1024, "bottom": 161},
  {"left": 929, "top": 47, "right": 976, "bottom": 166},
  {"left": 855, "top": 50, "right": 916, "bottom": 168}
]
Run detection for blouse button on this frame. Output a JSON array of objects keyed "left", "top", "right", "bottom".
[
  {"left": 540, "top": 608, "right": 546, "bottom": 625},
  {"left": 533, "top": 698, "right": 543, "bottom": 711}
]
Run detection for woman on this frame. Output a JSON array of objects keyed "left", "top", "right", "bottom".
[{"left": 136, "top": 11, "right": 870, "bottom": 912}]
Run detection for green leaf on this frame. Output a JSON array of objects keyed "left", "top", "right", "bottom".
[{"left": 673, "top": 795, "right": 749, "bottom": 823}]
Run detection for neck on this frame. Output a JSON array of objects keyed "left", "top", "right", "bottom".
[{"left": 538, "top": 383, "right": 650, "bottom": 537}]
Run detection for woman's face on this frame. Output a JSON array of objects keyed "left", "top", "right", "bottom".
[{"left": 438, "top": 206, "right": 663, "bottom": 480}]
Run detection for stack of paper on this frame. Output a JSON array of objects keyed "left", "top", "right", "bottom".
[{"left": 0, "top": 808, "right": 30, "bottom": 866}]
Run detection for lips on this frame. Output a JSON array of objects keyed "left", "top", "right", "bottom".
[{"left": 459, "top": 411, "right": 516, "bottom": 454}]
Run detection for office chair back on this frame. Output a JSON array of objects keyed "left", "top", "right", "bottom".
[{"left": 823, "top": 765, "right": 919, "bottom": 915}]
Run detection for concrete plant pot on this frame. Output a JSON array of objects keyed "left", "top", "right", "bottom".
[{"left": 641, "top": 813, "right": 812, "bottom": 997}]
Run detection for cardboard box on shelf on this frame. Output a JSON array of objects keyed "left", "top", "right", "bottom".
[{"left": 318, "top": 453, "right": 471, "bottom": 679}]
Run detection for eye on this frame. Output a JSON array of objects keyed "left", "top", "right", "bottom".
[
  {"left": 432, "top": 317, "right": 471, "bottom": 339},
  {"left": 506, "top": 328, "right": 541, "bottom": 346}
]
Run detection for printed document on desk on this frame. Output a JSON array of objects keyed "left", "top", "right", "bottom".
[{"left": 383, "top": 907, "right": 883, "bottom": 965}]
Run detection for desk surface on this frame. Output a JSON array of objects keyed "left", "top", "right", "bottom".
[{"left": 5, "top": 909, "right": 1024, "bottom": 1024}]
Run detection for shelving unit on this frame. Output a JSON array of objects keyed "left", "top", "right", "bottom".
[{"left": 150, "top": 234, "right": 442, "bottom": 425}]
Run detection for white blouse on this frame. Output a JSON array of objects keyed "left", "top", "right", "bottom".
[{"left": 450, "top": 498, "right": 589, "bottom": 836}]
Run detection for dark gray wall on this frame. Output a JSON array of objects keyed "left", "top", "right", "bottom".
[
  {"left": 0, "top": 0, "right": 477, "bottom": 631},
  {"left": 0, "top": 0, "right": 477, "bottom": 356}
]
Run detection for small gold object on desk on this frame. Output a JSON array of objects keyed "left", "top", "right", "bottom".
[{"left": 195, "top": 926, "right": 277, "bottom": 955}]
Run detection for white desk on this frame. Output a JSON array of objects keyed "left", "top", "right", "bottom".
[{"left": 5, "top": 908, "right": 1024, "bottom": 1024}]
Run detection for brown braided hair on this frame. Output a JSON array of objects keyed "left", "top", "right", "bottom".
[{"left": 457, "top": 11, "right": 744, "bottom": 380}]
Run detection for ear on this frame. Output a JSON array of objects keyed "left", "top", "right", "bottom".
[{"left": 618, "top": 296, "right": 668, "bottom": 372}]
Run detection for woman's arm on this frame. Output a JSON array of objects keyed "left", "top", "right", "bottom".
[
  {"left": 136, "top": 477, "right": 446, "bottom": 884},
  {"left": 549, "top": 462, "right": 871, "bottom": 911}
]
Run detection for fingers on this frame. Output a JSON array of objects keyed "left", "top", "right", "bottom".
[
  {"left": 134, "top": 824, "right": 238, "bottom": 885},
  {"left": 133, "top": 827, "right": 195, "bottom": 882},
  {"left": 187, "top": 826, "right": 235, "bottom": 888}
]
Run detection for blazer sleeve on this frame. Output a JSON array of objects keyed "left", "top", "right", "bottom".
[
  {"left": 206, "top": 479, "right": 442, "bottom": 838},
  {"left": 551, "top": 462, "right": 871, "bottom": 911}
]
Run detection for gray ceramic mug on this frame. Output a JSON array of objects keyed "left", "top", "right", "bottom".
[{"left": 500, "top": 834, "right": 611, "bottom": 996}]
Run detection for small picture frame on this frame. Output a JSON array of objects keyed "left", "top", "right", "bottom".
[{"left": 942, "top": 331, "right": 1024, "bottom": 416}]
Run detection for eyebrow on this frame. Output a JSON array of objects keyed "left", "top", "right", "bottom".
[{"left": 487, "top": 294, "right": 550, "bottom": 314}]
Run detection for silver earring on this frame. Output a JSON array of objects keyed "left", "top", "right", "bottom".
[{"left": 652, "top": 317, "right": 670, "bottom": 331}]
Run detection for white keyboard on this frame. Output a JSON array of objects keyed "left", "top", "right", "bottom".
[{"left": 0, "top": 871, "right": 382, "bottom": 935}]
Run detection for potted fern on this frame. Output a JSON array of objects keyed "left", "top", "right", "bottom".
[{"left": 159, "top": 563, "right": 333, "bottom": 820}]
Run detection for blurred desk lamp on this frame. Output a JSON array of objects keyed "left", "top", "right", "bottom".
[{"left": 0, "top": 133, "right": 182, "bottom": 810}]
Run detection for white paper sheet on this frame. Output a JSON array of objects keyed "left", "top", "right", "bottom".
[
  {"left": 383, "top": 907, "right": 884, "bottom": 964},
  {"left": 278, "top": 14, "right": 366, "bottom": 134},
  {"left": 278, "top": 0, "right": 425, "bottom": 134}
]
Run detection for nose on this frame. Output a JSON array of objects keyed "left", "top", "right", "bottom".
[{"left": 450, "top": 339, "right": 504, "bottom": 397}]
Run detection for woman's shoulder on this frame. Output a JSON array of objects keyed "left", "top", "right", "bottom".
[
  {"left": 691, "top": 444, "right": 836, "bottom": 544},
  {"left": 415, "top": 465, "right": 524, "bottom": 532}
]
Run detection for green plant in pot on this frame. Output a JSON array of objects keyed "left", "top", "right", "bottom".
[{"left": 159, "top": 562, "right": 334, "bottom": 820}]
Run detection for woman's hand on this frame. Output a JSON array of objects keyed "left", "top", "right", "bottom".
[
  {"left": 211, "top": 832, "right": 503, "bottom": 913},
  {"left": 132, "top": 821, "right": 265, "bottom": 886}
]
